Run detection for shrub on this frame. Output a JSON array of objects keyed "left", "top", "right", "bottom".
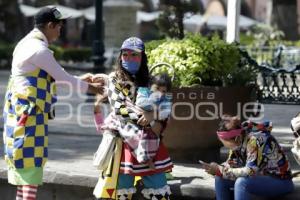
[
  {"left": 146, "top": 34, "right": 251, "bottom": 87},
  {"left": 0, "top": 44, "right": 14, "bottom": 60},
  {"left": 61, "top": 47, "right": 92, "bottom": 62},
  {"left": 49, "top": 46, "right": 92, "bottom": 62},
  {"left": 0, "top": 44, "right": 14, "bottom": 68}
]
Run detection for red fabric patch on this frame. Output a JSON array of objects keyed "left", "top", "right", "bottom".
[
  {"left": 17, "top": 113, "right": 29, "bottom": 126},
  {"left": 106, "top": 188, "right": 115, "bottom": 197}
]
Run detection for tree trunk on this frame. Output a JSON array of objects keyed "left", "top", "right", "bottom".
[{"left": 0, "top": 0, "right": 24, "bottom": 42}]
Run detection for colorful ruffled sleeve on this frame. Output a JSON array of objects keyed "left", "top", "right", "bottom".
[{"left": 219, "top": 136, "right": 259, "bottom": 180}]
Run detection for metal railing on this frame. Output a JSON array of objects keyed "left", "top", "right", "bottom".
[{"left": 239, "top": 47, "right": 300, "bottom": 104}]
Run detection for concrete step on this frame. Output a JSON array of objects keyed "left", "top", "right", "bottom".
[{"left": 1, "top": 161, "right": 300, "bottom": 200}]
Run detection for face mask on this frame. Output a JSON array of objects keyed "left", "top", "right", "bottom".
[{"left": 121, "top": 60, "right": 140, "bottom": 75}]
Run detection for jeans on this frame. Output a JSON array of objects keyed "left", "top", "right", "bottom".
[{"left": 215, "top": 176, "right": 294, "bottom": 200}]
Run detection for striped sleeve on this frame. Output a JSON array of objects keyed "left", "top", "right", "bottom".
[{"left": 107, "top": 77, "right": 140, "bottom": 122}]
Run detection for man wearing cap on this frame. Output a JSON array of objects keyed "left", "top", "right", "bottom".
[{"left": 2, "top": 6, "right": 104, "bottom": 200}]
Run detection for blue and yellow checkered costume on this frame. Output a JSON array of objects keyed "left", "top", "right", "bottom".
[{"left": 3, "top": 68, "right": 57, "bottom": 169}]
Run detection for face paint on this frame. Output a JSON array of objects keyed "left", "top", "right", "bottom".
[{"left": 121, "top": 50, "right": 141, "bottom": 75}]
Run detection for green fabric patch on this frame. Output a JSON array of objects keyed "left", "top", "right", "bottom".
[{"left": 8, "top": 166, "right": 43, "bottom": 185}]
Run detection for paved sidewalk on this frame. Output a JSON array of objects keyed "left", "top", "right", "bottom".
[{"left": 0, "top": 69, "right": 300, "bottom": 199}]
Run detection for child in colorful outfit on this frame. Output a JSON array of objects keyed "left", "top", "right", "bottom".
[
  {"left": 93, "top": 37, "right": 173, "bottom": 200},
  {"left": 94, "top": 73, "right": 172, "bottom": 170},
  {"left": 118, "top": 73, "right": 172, "bottom": 162},
  {"left": 2, "top": 6, "right": 103, "bottom": 200},
  {"left": 202, "top": 115, "right": 294, "bottom": 200}
]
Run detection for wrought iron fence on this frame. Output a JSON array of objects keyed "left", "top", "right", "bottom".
[
  {"left": 239, "top": 47, "right": 300, "bottom": 104},
  {"left": 240, "top": 45, "right": 300, "bottom": 69}
]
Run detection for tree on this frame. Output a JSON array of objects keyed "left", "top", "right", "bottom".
[
  {"left": 0, "top": 0, "right": 23, "bottom": 42},
  {"left": 157, "top": 0, "right": 198, "bottom": 39}
]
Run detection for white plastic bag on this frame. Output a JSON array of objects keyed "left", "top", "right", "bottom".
[
  {"left": 292, "top": 138, "right": 300, "bottom": 166},
  {"left": 93, "top": 131, "right": 116, "bottom": 170}
]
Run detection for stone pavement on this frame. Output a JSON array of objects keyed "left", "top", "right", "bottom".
[{"left": 0, "top": 69, "right": 300, "bottom": 199}]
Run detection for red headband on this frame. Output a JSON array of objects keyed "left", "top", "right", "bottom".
[{"left": 217, "top": 128, "right": 243, "bottom": 140}]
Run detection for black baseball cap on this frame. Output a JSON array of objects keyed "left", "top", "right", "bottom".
[{"left": 34, "top": 6, "right": 70, "bottom": 25}]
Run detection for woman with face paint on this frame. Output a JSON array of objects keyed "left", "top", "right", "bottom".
[
  {"left": 202, "top": 115, "right": 294, "bottom": 200},
  {"left": 93, "top": 37, "right": 173, "bottom": 200}
]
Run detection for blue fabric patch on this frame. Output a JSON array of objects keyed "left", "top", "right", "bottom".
[
  {"left": 137, "top": 87, "right": 151, "bottom": 97},
  {"left": 23, "top": 147, "right": 34, "bottom": 158},
  {"left": 142, "top": 172, "right": 168, "bottom": 189},
  {"left": 8, "top": 104, "right": 15, "bottom": 115},
  {"left": 38, "top": 70, "right": 48, "bottom": 78},
  {"left": 46, "top": 83, "right": 50, "bottom": 92},
  {"left": 117, "top": 174, "right": 134, "bottom": 189},
  {"left": 45, "top": 125, "right": 48, "bottom": 136},
  {"left": 15, "top": 159, "right": 24, "bottom": 168},
  {"left": 43, "top": 148, "right": 48, "bottom": 157},
  {"left": 36, "top": 114, "right": 44, "bottom": 125},
  {"left": 5, "top": 125, "right": 15, "bottom": 138},
  {"left": 35, "top": 137, "right": 44, "bottom": 146},
  {"left": 16, "top": 98, "right": 29, "bottom": 106},
  {"left": 26, "top": 77, "right": 37, "bottom": 86},
  {"left": 44, "top": 102, "right": 50, "bottom": 113},
  {"left": 117, "top": 173, "right": 167, "bottom": 190},
  {"left": 25, "top": 126, "right": 36, "bottom": 137},
  {"left": 5, "top": 147, "right": 13, "bottom": 158},
  {"left": 37, "top": 88, "right": 46, "bottom": 99},
  {"left": 34, "top": 158, "right": 43, "bottom": 166},
  {"left": 13, "top": 138, "right": 24, "bottom": 149}
]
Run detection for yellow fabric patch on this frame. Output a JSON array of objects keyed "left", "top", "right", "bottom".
[
  {"left": 93, "top": 138, "right": 123, "bottom": 199},
  {"left": 14, "top": 149, "right": 23, "bottom": 160},
  {"left": 25, "top": 86, "right": 37, "bottom": 98},
  {"left": 26, "top": 116, "right": 37, "bottom": 126},
  {"left": 35, "top": 125, "right": 45, "bottom": 136},
  {"left": 36, "top": 99, "right": 45, "bottom": 110},
  {"left": 14, "top": 127, "right": 25, "bottom": 138},
  {"left": 45, "top": 92, "right": 52, "bottom": 102},
  {"left": 37, "top": 78, "right": 47, "bottom": 89},
  {"left": 5, "top": 113, "right": 17, "bottom": 126},
  {"left": 44, "top": 137, "right": 48, "bottom": 146},
  {"left": 23, "top": 137, "right": 34, "bottom": 147},
  {"left": 123, "top": 88, "right": 129, "bottom": 96},
  {"left": 120, "top": 107, "right": 128, "bottom": 115},
  {"left": 6, "top": 138, "right": 14, "bottom": 148},
  {"left": 34, "top": 147, "right": 44, "bottom": 157},
  {"left": 115, "top": 83, "right": 122, "bottom": 91},
  {"left": 23, "top": 158, "right": 35, "bottom": 168}
]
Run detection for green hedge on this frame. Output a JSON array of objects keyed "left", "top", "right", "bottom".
[
  {"left": 0, "top": 44, "right": 14, "bottom": 60},
  {"left": 49, "top": 45, "right": 92, "bottom": 62},
  {"left": 0, "top": 44, "right": 92, "bottom": 67},
  {"left": 146, "top": 34, "right": 247, "bottom": 87}
]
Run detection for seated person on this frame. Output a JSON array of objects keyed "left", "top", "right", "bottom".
[{"left": 201, "top": 115, "right": 294, "bottom": 200}]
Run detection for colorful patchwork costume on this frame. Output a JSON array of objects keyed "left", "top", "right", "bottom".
[
  {"left": 93, "top": 74, "right": 173, "bottom": 200},
  {"left": 3, "top": 68, "right": 56, "bottom": 185},
  {"left": 2, "top": 28, "right": 89, "bottom": 187},
  {"left": 214, "top": 120, "right": 294, "bottom": 200},
  {"left": 219, "top": 121, "right": 292, "bottom": 179}
]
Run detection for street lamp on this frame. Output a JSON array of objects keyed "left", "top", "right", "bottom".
[{"left": 92, "top": 0, "right": 106, "bottom": 73}]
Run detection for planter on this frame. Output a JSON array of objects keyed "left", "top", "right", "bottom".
[{"left": 163, "top": 86, "right": 258, "bottom": 162}]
